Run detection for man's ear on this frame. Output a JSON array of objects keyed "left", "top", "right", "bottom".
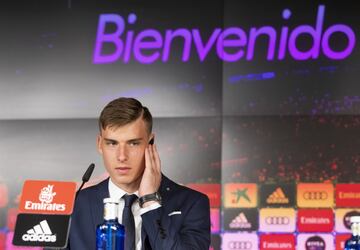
[
  {"left": 149, "top": 133, "right": 155, "bottom": 145},
  {"left": 96, "top": 134, "right": 103, "bottom": 154}
]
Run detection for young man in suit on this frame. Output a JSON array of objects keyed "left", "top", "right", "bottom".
[{"left": 68, "top": 97, "right": 210, "bottom": 249}]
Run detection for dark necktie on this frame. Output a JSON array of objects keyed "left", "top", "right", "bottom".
[{"left": 122, "top": 194, "right": 137, "bottom": 250}]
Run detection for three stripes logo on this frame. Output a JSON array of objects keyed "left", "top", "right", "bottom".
[
  {"left": 267, "top": 188, "right": 289, "bottom": 204},
  {"left": 21, "top": 220, "right": 56, "bottom": 242},
  {"left": 224, "top": 209, "right": 258, "bottom": 231},
  {"left": 230, "top": 212, "right": 252, "bottom": 229},
  {"left": 260, "top": 184, "right": 295, "bottom": 207}
]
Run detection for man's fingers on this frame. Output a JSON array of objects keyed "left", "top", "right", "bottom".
[
  {"left": 150, "top": 144, "right": 160, "bottom": 175},
  {"left": 139, "top": 144, "right": 162, "bottom": 196},
  {"left": 148, "top": 145, "right": 155, "bottom": 171},
  {"left": 145, "top": 147, "right": 152, "bottom": 170},
  {"left": 153, "top": 144, "right": 161, "bottom": 173}
]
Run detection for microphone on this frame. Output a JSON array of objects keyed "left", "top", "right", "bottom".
[{"left": 75, "top": 163, "right": 95, "bottom": 200}]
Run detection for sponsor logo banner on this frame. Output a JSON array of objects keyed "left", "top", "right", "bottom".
[
  {"left": 297, "top": 234, "right": 334, "bottom": 250},
  {"left": 13, "top": 214, "right": 70, "bottom": 248},
  {"left": 260, "top": 184, "right": 295, "bottom": 207},
  {"left": 19, "top": 180, "right": 76, "bottom": 215},
  {"left": 260, "top": 234, "right": 295, "bottom": 250},
  {"left": 335, "top": 209, "right": 360, "bottom": 233},
  {"left": 297, "top": 183, "right": 334, "bottom": 208},
  {"left": 211, "top": 208, "right": 220, "bottom": 233},
  {"left": 224, "top": 184, "right": 257, "bottom": 208},
  {"left": 187, "top": 183, "right": 221, "bottom": 207},
  {"left": 224, "top": 209, "right": 258, "bottom": 231},
  {"left": 297, "top": 209, "right": 334, "bottom": 232},
  {"left": 259, "top": 208, "right": 296, "bottom": 233},
  {"left": 222, "top": 233, "right": 258, "bottom": 250},
  {"left": 335, "top": 184, "right": 360, "bottom": 207},
  {"left": 210, "top": 234, "right": 221, "bottom": 250},
  {"left": 335, "top": 234, "right": 351, "bottom": 250}
]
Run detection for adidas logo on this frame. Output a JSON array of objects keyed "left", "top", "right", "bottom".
[
  {"left": 21, "top": 220, "right": 57, "bottom": 242},
  {"left": 266, "top": 188, "right": 289, "bottom": 204},
  {"left": 229, "top": 212, "right": 252, "bottom": 229}
]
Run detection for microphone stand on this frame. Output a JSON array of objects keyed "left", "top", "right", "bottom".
[{"left": 50, "top": 163, "right": 95, "bottom": 250}]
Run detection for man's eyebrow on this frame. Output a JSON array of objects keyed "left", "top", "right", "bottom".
[
  {"left": 103, "top": 138, "right": 144, "bottom": 143},
  {"left": 127, "top": 138, "right": 144, "bottom": 143},
  {"left": 103, "top": 138, "right": 118, "bottom": 143}
]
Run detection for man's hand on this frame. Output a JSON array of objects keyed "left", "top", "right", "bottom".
[{"left": 138, "top": 144, "right": 161, "bottom": 202}]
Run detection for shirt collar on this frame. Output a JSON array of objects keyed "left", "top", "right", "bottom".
[{"left": 108, "top": 178, "right": 139, "bottom": 200}]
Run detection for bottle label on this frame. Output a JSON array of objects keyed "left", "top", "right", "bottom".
[{"left": 104, "top": 203, "right": 117, "bottom": 220}]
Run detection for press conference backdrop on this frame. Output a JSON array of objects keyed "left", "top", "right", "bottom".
[{"left": 0, "top": 1, "right": 359, "bottom": 249}]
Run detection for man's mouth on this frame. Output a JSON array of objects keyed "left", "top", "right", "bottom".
[{"left": 115, "top": 167, "right": 131, "bottom": 174}]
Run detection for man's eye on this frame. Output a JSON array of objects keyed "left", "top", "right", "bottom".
[
  {"left": 106, "top": 141, "right": 117, "bottom": 146},
  {"left": 129, "top": 142, "right": 140, "bottom": 146}
]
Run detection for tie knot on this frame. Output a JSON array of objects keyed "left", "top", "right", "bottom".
[{"left": 123, "top": 194, "right": 137, "bottom": 207}]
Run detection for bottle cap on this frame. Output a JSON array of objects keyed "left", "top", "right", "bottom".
[
  {"left": 350, "top": 216, "right": 360, "bottom": 223},
  {"left": 103, "top": 197, "right": 119, "bottom": 204}
]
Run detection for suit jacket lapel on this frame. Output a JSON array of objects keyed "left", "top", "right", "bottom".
[
  {"left": 90, "top": 178, "right": 110, "bottom": 229},
  {"left": 159, "top": 175, "right": 171, "bottom": 202},
  {"left": 141, "top": 226, "right": 147, "bottom": 250}
]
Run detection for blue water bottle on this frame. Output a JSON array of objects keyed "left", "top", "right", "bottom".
[
  {"left": 344, "top": 216, "right": 360, "bottom": 250},
  {"left": 96, "top": 198, "right": 125, "bottom": 250}
]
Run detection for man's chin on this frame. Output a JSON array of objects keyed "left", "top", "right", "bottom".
[
  {"left": 112, "top": 175, "right": 133, "bottom": 184},
  {"left": 111, "top": 175, "right": 139, "bottom": 188}
]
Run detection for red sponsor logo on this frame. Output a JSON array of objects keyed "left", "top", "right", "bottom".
[
  {"left": 336, "top": 234, "right": 351, "bottom": 250},
  {"left": 297, "top": 209, "right": 334, "bottom": 232},
  {"left": 260, "top": 234, "right": 295, "bottom": 250},
  {"left": 336, "top": 184, "right": 360, "bottom": 207},
  {"left": 187, "top": 183, "right": 220, "bottom": 207},
  {"left": 19, "top": 180, "right": 76, "bottom": 215}
]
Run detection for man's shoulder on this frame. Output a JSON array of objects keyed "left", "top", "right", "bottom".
[
  {"left": 83, "top": 178, "right": 108, "bottom": 191},
  {"left": 161, "top": 175, "right": 209, "bottom": 201},
  {"left": 76, "top": 178, "right": 109, "bottom": 202}
]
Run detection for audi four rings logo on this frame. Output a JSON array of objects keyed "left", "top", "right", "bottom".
[
  {"left": 303, "top": 191, "right": 328, "bottom": 200},
  {"left": 228, "top": 241, "right": 253, "bottom": 250},
  {"left": 265, "top": 216, "right": 290, "bottom": 225}
]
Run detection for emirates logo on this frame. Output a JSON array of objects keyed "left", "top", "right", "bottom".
[{"left": 39, "top": 185, "right": 56, "bottom": 203}]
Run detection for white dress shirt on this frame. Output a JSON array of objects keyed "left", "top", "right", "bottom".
[{"left": 108, "top": 179, "right": 161, "bottom": 250}]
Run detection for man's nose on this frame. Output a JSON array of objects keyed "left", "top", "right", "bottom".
[{"left": 117, "top": 145, "right": 128, "bottom": 162}]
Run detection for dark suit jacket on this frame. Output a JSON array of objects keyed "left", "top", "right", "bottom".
[{"left": 67, "top": 175, "right": 210, "bottom": 249}]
